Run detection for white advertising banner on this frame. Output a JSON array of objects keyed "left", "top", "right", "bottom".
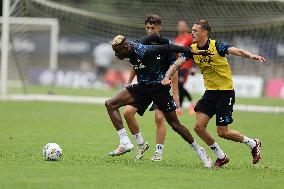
[{"left": 184, "top": 74, "right": 263, "bottom": 98}]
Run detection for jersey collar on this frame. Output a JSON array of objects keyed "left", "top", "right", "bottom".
[{"left": 198, "top": 39, "right": 210, "bottom": 50}]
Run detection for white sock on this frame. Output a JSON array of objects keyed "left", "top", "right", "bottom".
[
  {"left": 190, "top": 140, "right": 201, "bottom": 152},
  {"left": 243, "top": 136, "right": 256, "bottom": 150},
  {"left": 190, "top": 140, "right": 209, "bottom": 163},
  {"left": 210, "top": 142, "right": 225, "bottom": 159},
  {"left": 117, "top": 128, "right": 131, "bottom": 145},
  {"left": 133, "top": 132, "right": 144, "bottom": 145},
  {"left": 155, "top": 144, "right": 164, "bottom": 154}
]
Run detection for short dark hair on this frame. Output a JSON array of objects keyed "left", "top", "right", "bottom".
[
  {"left": 195, "top": 19, "right": 211, "bottom": 32},
  {"left": 145, "top": 14, "right": 162, "bottom": 26}
]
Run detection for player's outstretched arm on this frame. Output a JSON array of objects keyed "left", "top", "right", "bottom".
[
  {"left": 161, "top": 57, "right": 186, "bottom": 86},
  {"left": 164, "top": 44, "right": 212, "bottom": 56},
  {"left": 144, "top": 43, "right": 213, "bottom": 58},
  {"left": 228, "top": 47, "right": 266, "bottom": 62}
]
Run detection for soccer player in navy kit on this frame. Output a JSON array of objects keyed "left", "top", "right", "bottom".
[
  {"left": 105, "top": 35, "right": 212, "bottom": 168},
  {"left": 123, "top": 14, "right": 179, "bottom": 161}
]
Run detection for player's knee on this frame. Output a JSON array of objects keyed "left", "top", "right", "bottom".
[
  {"left": 122, "top": 109, "right": 129, "bottom": 119},
  {"left": 194, "top": 124, "right": 202, "bottom": 133},
  {"left": 155, "top": 113, "right": 165, "bottom": 126},
  {"left": 105, "top": 99, "right": 114, "bottom": 109},
  {"left": 123, "top": 107, "right": 135, "bottom": 119},
  {"left": 217, "top": 128, "right": 228, "bottom": 139},
  {"left": 194, "top": 123, "right": 205, "bottom": 134}
]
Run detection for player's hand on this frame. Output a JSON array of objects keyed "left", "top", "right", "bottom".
[
  {"left": 161, "top": 78, "right": 171, "bottom": 86},
  {"left": 173, "top": 94, "right": 180, "bottom": 108},
  {"left": 252, "top": 55, "right": 266, "bottom": 62},
  {"left": 192, "top": 50, "right": 214, "bottom": 56},
  {"left": 173, "top": 94, "right": 182, "bottom": 116},
  {"left": 124, "top": 82, "right": 131, "bottom": 87},
  {"left": 176, "top": 107, "right": 184, "bottom": 116}
]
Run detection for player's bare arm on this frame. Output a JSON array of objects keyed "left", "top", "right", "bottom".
[
  {"left": 126, "top": 68, "right": 136, "bottom": 85},
  {"left": 162, "top": 57, "right": 186, "bottom": 86},
  {"left": 228, "top": 47, "right": 266, "bottom": 62},
  {"left": 171, "top": 71, "right": 180, "bottom": 108},
  {"left": 161, "top": 49, "right": 213, "bottom": 86}
]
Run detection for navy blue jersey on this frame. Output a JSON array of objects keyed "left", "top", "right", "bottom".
[
  {"left": 137, "top": 34, "right": 170, "bottom": 46},
  {"left": 138, "top": 34, "right": 176, "bottom": 66},
  {"left": 130, "top": 34, "right": 176, "bottom": 84}
]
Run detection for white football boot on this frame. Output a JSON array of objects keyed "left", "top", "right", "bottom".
[
  {"left": 199, "top": 147, "right": 212, "bottom": 168},
  {"left": 135, "top": 142, "right": 149, "bottom": 160},
  {"left": 150, "top": 152, "right": 162, "bottom": 162},
  {"left": 108, "top": 143, "right": 134, "bottom": 157}
]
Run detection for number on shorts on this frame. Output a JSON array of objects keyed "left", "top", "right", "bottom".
[{"left": 229, "top": 97, "right": 233, "bottom": 105}]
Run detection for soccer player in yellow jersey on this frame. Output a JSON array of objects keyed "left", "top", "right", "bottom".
[{"left": 162, "top": 19, "right": 265, "bottom": 168}]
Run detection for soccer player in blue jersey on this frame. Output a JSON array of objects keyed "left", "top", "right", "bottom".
[
  {"left": 123, "top": 14, "right": 180, "bottom": 161},
  {"left": 105, "top": 35, "right": 212, "bottom": 168}
]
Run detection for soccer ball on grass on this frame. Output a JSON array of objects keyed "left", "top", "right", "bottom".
[{"left": 43, "top": 143, "right": 62, "bottom": 161}]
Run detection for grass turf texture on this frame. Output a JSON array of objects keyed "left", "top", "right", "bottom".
[
  {"left": 8, "top": 85, "right": 284, "bottom": 106},
  {"left": 0, "top": 101, "right": 284, "bottom": 189}
]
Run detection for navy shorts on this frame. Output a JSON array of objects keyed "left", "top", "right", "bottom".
[
  {"left": 194, "top": 90, "right": 235, "bottom": 126},
  {"left": 149, "top": 102, "right": 158, "bottom": 111},
  {"left": 126, "top": 83, "right": 176, "bottom": 116}
]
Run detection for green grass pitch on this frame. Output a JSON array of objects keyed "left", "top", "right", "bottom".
[{"left": 0, "top": 100, "right": 284, "bottom": 189}]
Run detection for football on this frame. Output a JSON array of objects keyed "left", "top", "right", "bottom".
[{"left": 43, "top": 143, "right": 63, "bottom": 161}]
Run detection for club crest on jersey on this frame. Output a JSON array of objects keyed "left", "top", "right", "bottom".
[
  {"left": 199, "top": 49, "right": 213, "bottom": 64},
  {"left": 200, "top": 55, "right": 212, "bottom": 64},
  {"left": 133, "top": 63, "right": 146, "bottom": 70}
]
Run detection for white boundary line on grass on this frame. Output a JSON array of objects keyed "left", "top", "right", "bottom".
[
  {"left": 5, "top": 94, "right": 107, "bottom": 105},
  {"left": 5, "top": 94, "right": 284, "bottom": 114}
]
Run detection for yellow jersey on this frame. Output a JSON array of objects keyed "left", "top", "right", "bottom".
[{"left": 191, "top": 39, "right": 233, "bottom": 90}]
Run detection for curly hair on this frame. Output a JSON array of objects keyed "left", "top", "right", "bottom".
[{"left": 111, "top": 35, "right": 126, "bottom": 46}]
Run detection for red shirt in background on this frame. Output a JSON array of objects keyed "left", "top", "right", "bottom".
[{"left": 175, "top": 33, "right": 193, "bottom": 70}]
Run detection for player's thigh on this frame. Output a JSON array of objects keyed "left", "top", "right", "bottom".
[
  {"left": 195, "top": 111, "right": 211, "bottom": 129},
  {"left": 126, "top": 84, "right": 152, "bottom": 116},
  {"left": 149, "top": 102, "right": 158, "bottom": 111},
  {"left": 163, "top": 111, "right": 180, "bottom": 127},
  {"left": 151, "top": 86, "right": 176, "bottom": 114},
  {"left": 149, "top": 86, "right": 179, "bottom": 126},
  {"left": 216, "top": 90, "right": 235, "bottom": 126},
  {"left": 194, "top": 91, "right": 217, "bottom": 118},
  {"left": 106, "top": 88, "right": 135, "bottom": 108},
  {"left": 216, "top": 125, "right": 229, "bottom": 136}
]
